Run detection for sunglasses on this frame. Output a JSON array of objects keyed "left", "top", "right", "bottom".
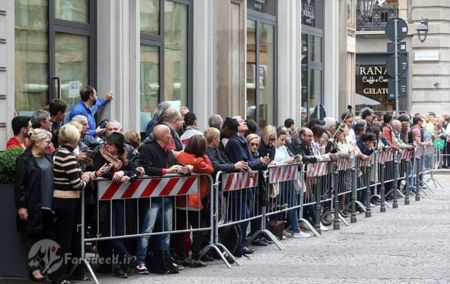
[{"left": 249, "top": 142, "right": 260, "bottom": 147}]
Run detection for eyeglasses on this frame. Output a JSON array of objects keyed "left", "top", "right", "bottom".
[
  {"left": 268, "top": 137, "right": 276, "bottom": 142},
  {"left": 249, "top": 143, "right": 260, "bottom": 147}
]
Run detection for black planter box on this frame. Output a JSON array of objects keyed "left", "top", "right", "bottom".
[{"left": 0, "top": 184, "right": 28, "bottom": 278}]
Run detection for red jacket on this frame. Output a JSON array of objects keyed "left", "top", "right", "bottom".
[
  {"left": 175, "top": 152, "right": 214, "bottom": 210},
  {"left": 7, "top": 137, "right": 29, "bottom": 150}
]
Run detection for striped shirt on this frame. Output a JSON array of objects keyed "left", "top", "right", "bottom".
[{"left": 53, "top": 144, "right": 86, "bottom": 198}]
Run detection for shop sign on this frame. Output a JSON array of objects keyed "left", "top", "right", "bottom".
[
  {"left": 248, "top": 0, "right": 276, "bottom": 15},
  {"left": 357, "top": 65, "right": 389, "bottom": 97},
  {"left": 302, "top": 0, "right": 315, "bottom": 26}
]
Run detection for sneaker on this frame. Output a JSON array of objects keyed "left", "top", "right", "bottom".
[
  {"left": 135, "top": 264, "right": 149, "bottom": 275},
  {"left": 190, "top": 258, "right": 207, "bottom": 268},
  {"left": 292, "top": 231, "right": 313, "bottom": 238},
  {"left": 200, "top": 253, "right": 215, "bottom": 262},
  {"left": 320, "top": 222, "right": 329, "bottom": 231},
  {"left": 113, "top": 266, "right": 128, "bottom": 279}
]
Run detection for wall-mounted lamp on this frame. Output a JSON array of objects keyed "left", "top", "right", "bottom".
[{"left": 417, "top": 18, "right": 429, "bottom": 43}]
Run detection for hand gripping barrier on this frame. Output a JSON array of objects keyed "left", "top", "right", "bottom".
[{"left": 79, "top": 174, "right": 231, "bottom": 283}]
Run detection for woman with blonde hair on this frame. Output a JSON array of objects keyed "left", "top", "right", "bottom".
[
  {"left": 52, "top": 124, "right": 109, "bottom": 283},
  {"left": 15, "top": 128, "right": 53, "bottom": 282},
  {"left": 258, "top": 125, "right": 277, "bottom": 161}
]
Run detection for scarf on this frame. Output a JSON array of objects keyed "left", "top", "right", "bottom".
[{"left": 100, "top": 146, "right": 123, "bottom": 172}]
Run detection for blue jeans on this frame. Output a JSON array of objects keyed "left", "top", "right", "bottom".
[
  {"left": 136, "top": 197, "right": 173, "bottom": 265},
  {"left": 282, "top": 182, "right": 300, "bottom": 233}
]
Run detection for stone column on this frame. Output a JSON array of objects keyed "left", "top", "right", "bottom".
[
  {"left": 214, "top": 0, "right": 246, "bottom": 118},
  {"left": 277, "top": 0, "right": 301, "bottom": 125},
  {"left": 0, "top": 0, "right": 14, "bottom": 150},
  {"left": 323, "top": 0, "right": 339, "bottom": 119},
  {"left": 96, "top": 0, "right": 139, "bottom": 132},
  {"left": 192, "top": 0, "right": 214, "bottom": 129}
]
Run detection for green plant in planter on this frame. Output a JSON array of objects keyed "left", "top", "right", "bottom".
[{"left": 0, "top": 148, "right": 24, "bottom": 184}]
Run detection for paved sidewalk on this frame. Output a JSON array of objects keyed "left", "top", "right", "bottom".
[{"left": 4, "top": 175, "right": 450, "bottom": 284}]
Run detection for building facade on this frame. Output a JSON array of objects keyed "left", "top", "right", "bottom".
[
  {"left": 1, "top": 0, "right": 355, "bottom": 150},
  {"left": 355, "top": 0, "right": 450, "bottom": 115}
]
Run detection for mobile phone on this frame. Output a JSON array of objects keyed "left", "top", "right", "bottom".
[{"left": 86, "top": 149, "right": 94, "bottom": 158}]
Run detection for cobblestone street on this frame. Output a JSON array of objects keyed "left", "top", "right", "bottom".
[{"left": 94, "top": 174, "right": 450, "bottom": 284}]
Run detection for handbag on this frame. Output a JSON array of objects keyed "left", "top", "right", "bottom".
[
  {"left": 268, "top": 182, "right": 280, "bottom": 198},
  {"left": 293, "top": 178, "right": 304, "bottom": 195}
]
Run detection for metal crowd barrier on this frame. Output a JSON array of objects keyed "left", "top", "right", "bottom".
[
  {"left": 75, "top": 146, "right": 441, "bottom": 282},
  {"left": 79, "top": 174, "right": 228, "bottom": 283}
]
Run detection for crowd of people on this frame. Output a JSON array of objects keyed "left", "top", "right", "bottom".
[{"left": 8, "top": 85, "right": 446, "bottom": 283}]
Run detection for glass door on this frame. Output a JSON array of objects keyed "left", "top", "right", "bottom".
[
  {"left": 53, "top": 33, "right": 89, "bottom": 106},
  {"left": 247, "top": 11, "right": 276, "bottom": 129}
]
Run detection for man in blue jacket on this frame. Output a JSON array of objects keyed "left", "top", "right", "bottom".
[{"left": 69, "top": 86, "right": 113, "bottom": 138}]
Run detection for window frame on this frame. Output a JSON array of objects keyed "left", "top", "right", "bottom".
[
  {"left": 48, "top": 0, "right": 96, "bottom": 103},
  {"left": 140, "top": 0, "right": 193, "bottom": 110},
  {"left": 247, "top": 5, "right": 278, "bottom": 128}
]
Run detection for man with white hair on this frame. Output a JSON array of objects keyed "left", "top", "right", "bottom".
[{"left": 391, "top": 119, "right": 413, "bottom": 150}]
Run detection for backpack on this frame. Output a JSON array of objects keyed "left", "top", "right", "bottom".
[{"left": 218, "top": 224, "right": 242, "bottom": 257}]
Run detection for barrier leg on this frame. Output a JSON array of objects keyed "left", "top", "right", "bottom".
[
  {"left": 404, "top": 158, "right": 411, "bottom": 205},
  {"left": 314, "top": 177, "right": 322, "bottom": 233},
  {"left": 80, "top": 191, "right": 99, "bottom": 283},
  {"left": 350, "top": 167, "right": 357, "bottom": 223},
  {"left": 380, "top": 162, "right": 386, "bottom": 213},
  {"left": 415, "top": 157, "right": 421, "bottom": 201},
  {"left": 365, "top": 166, "right": 372, "bottom": 218},
  {"left": 248, "top": 205, "right": 285, "bottom": 250},
  {"left": 332, "top": 165, "right": 340, "bottom": 230},
  {"left": 393, "top": 154, "right": 399, "bottom": 209}
]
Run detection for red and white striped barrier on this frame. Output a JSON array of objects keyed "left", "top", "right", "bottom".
[
  {"left": 377, "top": 150, "right": 394, "bottom": 164},
  {"left": 98, "top": 176, "right": 199, "bottom": 201},
  {"left": 268, "top": 164, "right": 299, "bottom": 184},
  {"left": 306, "top": 162, "right": 329, "bottom": 177},
  {"left": 414, "top": 147, "right": 424, "bottom": 158},
  {"left": 424, "top": 145, "right": 434, "bottom": 155},
  {"left": 221, "top": 171, "right": 259, "bottom": 191},
  {"left": 399, "top": 149, "right": 413, "bottom": 160},
  {"left": 337, "top": 158, "right": 353, "bottom": 171},
  {"left": 359, "top": 154, "right": 376, "bottom": 167}
]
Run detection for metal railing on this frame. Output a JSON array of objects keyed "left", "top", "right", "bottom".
[
  {"left": 357, "top": 4, "right": 398, "bottom": 31},
  {"left": 72, "top": 145, "right": 436, "bottom": 283}
]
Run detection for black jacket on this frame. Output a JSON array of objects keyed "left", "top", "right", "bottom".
[
  {"left": 205, "top": 147, "right": 235, "bottom": 174},
  {"left": 258, "top": 141, "right": 275, "bottom": 161},
  {"left": 15, "top": 148, "right": 53, "bottom": 234},
  {"left": 288, "top": 138, "right": 317, "bottom": 164},
  {"left": 138, "top": 138, "right": 178, "bottom": 176}
]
